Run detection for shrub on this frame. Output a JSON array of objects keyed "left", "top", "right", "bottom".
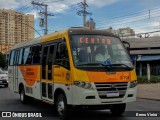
[{"left": 137, "top": 76, "right": 160, "bottom": 83}]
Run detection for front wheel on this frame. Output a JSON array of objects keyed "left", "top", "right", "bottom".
[
  {"left": 110, "top": 103, "right": 126, "bottom": 116},
  {"left": 56, "top": 94, "right": 68, "bottom": 119},
  {"left": 4, "top": 84, "right": 8, "bottom": 87}
]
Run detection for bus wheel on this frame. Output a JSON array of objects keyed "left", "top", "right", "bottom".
[
  {"left": 20, "top": 87, "right": 27, "bottom": 104},
  {"left": 110, "top": 103, "right": 126, "bottom": 116},
  {"left": 56, "top": 94, "right": 68, "bottom": 119}
]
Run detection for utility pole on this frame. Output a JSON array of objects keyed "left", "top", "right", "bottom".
[
  {"left": 31, "top": 1, "right": 54, "bottom": 35},
  {"left": 77, "top": 0, "right": 92, "bottom": 27},
  {"left": 83, "top": 0, "right": 87, "bottom": 27}
]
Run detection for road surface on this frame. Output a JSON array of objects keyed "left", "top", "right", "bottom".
[{"left": 0, "top": 86, "right": 160, "bottom": 120}]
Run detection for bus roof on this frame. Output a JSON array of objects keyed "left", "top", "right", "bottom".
[
  {"left": 11, "top": 29, "right": 68, "bottom": 50},
  {"left": 11, "top": 27, "right": 117, "bottom": 50}
]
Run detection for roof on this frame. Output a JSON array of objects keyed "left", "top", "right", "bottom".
[
  {"left": 11, "top": 29, "right": 68, "bottom": 50},
  {"left": 11, "top": 27, "right": 116, "bottom": 50},
  {"left": 124, "top": 37, "right": 160, "bottom": 49},
  {"left": 68, "top": 27, "right": 116, "bottom": 37},
  {"left": 11, "top": 38, "right": 41, "bottom": 50},
  {"left": 137, "top": 55, "right": 160, "bottom": 61}
]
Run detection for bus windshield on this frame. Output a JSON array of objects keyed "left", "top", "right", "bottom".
[{"left": 70, "top": 35, "right": 134, "bottom": 70}]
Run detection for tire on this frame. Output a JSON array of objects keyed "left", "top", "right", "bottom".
[
  {"left": 5, "top": 84, "right": 8, "bottom": 88},
  {"left": 110, "top": 103, "right": 126, "bottom": 116},
  {"left": 19, "top": 86, "right": 27, "bottom": 104},
  {"left": 56, "top": 94, "right": 68, "bottom": 119}
]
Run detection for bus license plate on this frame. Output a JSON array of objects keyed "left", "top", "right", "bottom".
[{"left": 106, "top": 91, "right": 119, "bottom": 97}]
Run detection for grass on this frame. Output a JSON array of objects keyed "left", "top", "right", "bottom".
[{"left": 137, "top": 76, "right": 160, "bottom": 83}]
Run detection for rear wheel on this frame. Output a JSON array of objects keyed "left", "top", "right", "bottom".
[
  {"left": 19, "top": 86, "right": 27, "bottom": 104},
  {"left": 110, "top": 103, "right": 126, "bottom": 116},
  {"left": 56, "top": 94, "right": 68, "bottom": 119}
]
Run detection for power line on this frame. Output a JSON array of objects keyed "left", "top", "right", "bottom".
[
  {"left": 16, "top": 2, "right": 31, "bottom": 12},
  {"left": 94, "top": 8, "right": 160, "bottom": 30},
  {"left": 96, "top": 12, "right": 160, "bottom": 29},
  {"left": 95, "top": 6, "right": 160, "bottom": 23},
  {"left": 96, "top": 8, "right": 160, "bottom": 25},
  {"left": 25, "top": 7, "right": 36, "bottom": 13},
  {"left": 43, "top": 0, "right": 64, "bottom": 3}
]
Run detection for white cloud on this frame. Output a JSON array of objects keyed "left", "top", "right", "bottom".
[
  {"left": 48, "top": 3, "right": 69, "bottom": 13},
  {"left": 0, "top": 0, "right": 120, "bottom": 21},
  {"left": 151, "top": 21, "right": 160, "bottom": 26},
  {"left": 0, "top": 0, "right": 20, "bottom": 9},
  {"left": 47, "top": 0, "right": 120, "bottom": 12},
  {"left": 0, "top": 0, "right": 119, "bottom": 13},
  {"left": 27, "top": 10, "right": 40, "bottom": 19},
  {"left": 87, "top": 0, "right": 119, "bottom": 7}
]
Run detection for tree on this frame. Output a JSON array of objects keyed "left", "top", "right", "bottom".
[{"left": 0, "top": 52, "right": 6, "bottom": 68}]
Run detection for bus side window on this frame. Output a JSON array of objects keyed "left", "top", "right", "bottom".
[
  {"left": 59, "top": 43, "right": 68, "bottom": 59},
  {"left": 9, "top": 50, "right": 15, "bottom": 65},
  {"left": 55, "top": 42, "right": 70, "bottom": 69},
  {"left": 31, "top": 45, "right": 41, "bottom": 64},
  {"left": 18, "top": 48, "right": 24, "bottom": 65},
  {"left": 14, "top": 50, "right": 20, "bottom": 66},
  {"left": 23, "top": 47, "right": 32, "bottom": 64}
]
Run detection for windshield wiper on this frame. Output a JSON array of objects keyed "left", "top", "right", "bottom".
[
  {"left": 101, "top": 64, "right": 113, "bottom": 70},
  {"left": 77, "top": 63, "right": 113, "bottom": 70},
  {"left": 110, "top": 63, "right": 133, "bottom": 70},
  {"left": 76, "top": 63, "right": 102, "bottom": 66}
]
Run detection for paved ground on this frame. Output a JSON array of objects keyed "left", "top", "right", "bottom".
[
  {"left": 0, "top": 86, "right": 160, "bottom": 120},
  {"left": 137, "top": 83, "right": 160, "bottom": 101}
]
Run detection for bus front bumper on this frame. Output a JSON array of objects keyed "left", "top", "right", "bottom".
[{"left": 71, "top": 86, "right": 137, "bottom": 105}]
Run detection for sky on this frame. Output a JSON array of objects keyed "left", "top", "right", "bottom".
[{"left": 0, "top": 0, "right": 160, "bottom": 37}]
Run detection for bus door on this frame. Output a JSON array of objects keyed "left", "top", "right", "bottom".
[
  {"left": 41, "top": 44, "right": 56, "bottom": 101},
  {"left": 13, "top": 50, "right": 19, "bottom": 92},
  {"left": 53, "top": 41, "right": 71, "bottom": 92}
]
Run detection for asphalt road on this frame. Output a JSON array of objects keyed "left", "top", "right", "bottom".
[{"left": 0, "top": 86, "right": 160, "bottom": 120}]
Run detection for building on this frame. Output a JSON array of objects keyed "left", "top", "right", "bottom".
[
  {"left": 123, "top": 36, "right": 160, "bottom": 80},
  {"left": 86, "top": 18, "right": 96, "bottom": 30},
  {"left": 105, "top": 27, "right": 135, "bottom": 39},
  {"left": 116, "top": 27, "right": 135, "bottom": 38},
  {"left": 0, "top": 9, "right": 34, "bottom": 53}
]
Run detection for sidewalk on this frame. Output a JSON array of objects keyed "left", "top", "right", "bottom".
[{"left": 137, "top": 83, "right": 160, "bottom": 101}]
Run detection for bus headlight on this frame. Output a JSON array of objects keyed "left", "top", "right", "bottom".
[
  {"left": 130, "top": 81, "right": 137, "bottom": 88},
  {"left": 74, "top": 81, "right": 93, "bottom": 89}
]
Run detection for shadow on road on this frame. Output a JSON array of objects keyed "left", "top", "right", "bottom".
[
  {"left": 20, "top": 100, "right": 129, "bottom": 120},
  {"left": 0, "top": 88, "right": 136, "bottom": 120}
]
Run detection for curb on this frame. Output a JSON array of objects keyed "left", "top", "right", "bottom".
[{"left": 137, "top": 97, "right": 160, "bottom": 101}]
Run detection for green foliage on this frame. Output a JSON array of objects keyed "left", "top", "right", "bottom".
[
  {"left": 0, "top": 52, "right": 6, "bottom": 68},
  {"left": 137, "top": 76, "right": 160, "bottom": 83}
]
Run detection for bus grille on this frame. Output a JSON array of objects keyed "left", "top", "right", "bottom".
[{"left": 95, "top": 82, "right": 128, "bottom": 99}]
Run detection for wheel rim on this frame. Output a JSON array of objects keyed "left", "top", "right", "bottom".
[
  {"left": 57, "top": 99, "right": 65, "bottom": 116},
  {"left": 20, "top": 90, "right": 24, "bottom": 102}
]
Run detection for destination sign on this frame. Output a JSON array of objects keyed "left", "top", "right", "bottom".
[{"left": 79, "top": 37, "right": 111, "bottom": 45}]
